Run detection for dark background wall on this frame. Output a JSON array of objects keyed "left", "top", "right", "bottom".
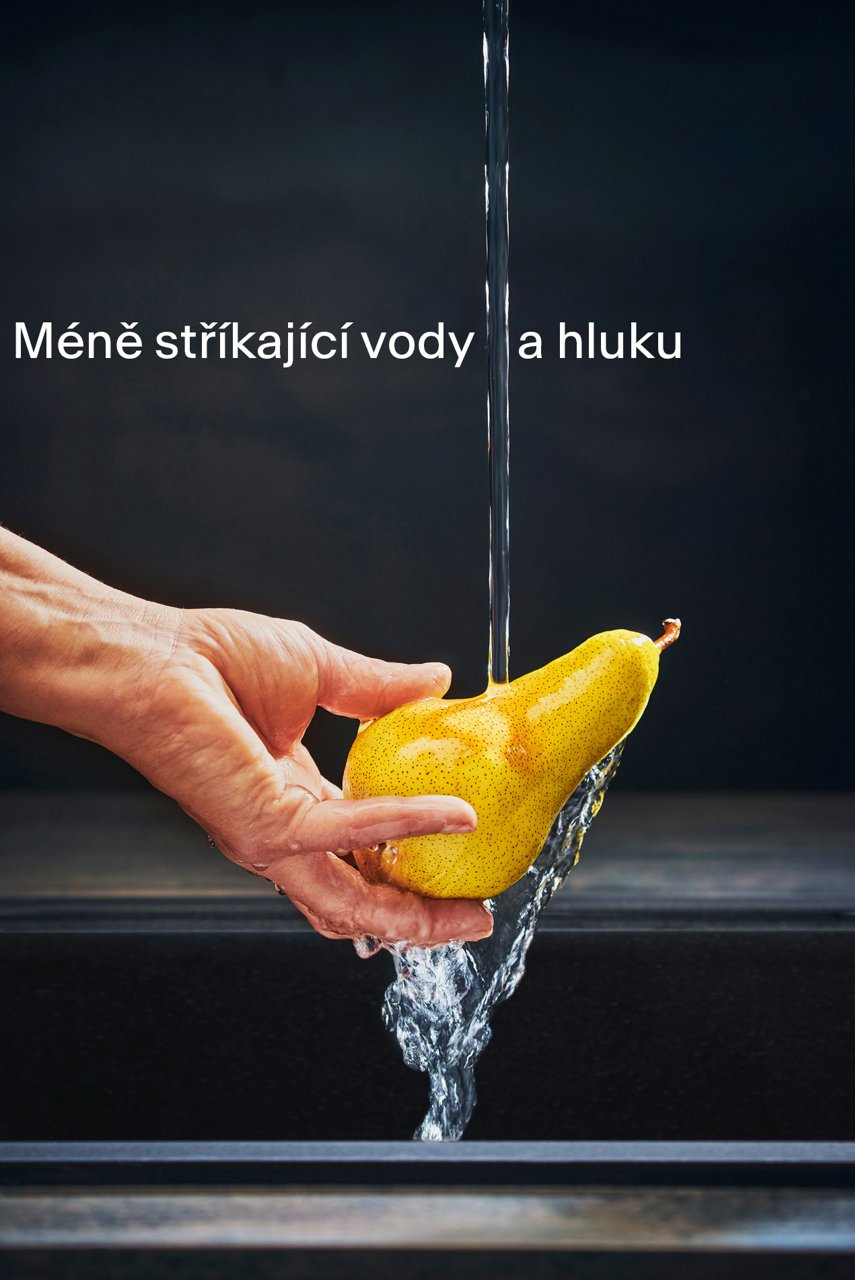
[{"left": 1, "top": 0, "right": 852, "bottom": 791}]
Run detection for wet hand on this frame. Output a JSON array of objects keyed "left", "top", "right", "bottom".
[
  {"left": 112, "top": 610, "right": 494, "bottom": 946},
  {"left": 0, "top": 529, "right": 492, "bottom": 946}
]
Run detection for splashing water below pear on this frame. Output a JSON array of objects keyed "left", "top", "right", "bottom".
[
  {"left": 353, "top": 0, "right": 613, "bottom": 1140},
  {"left": 352, "top": 1, "right": 624, "bottom": 1140},
  {"left": 355, "top": 745, "right": 623, "bottom": 1141}
]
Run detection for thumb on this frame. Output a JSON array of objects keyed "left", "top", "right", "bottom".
[{"left": 318, "top": 641, "right": 452, "bottom": 720}]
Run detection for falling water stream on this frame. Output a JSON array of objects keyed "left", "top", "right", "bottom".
[
  {"left": 484, "top": 0, "right": 511, "bottom": 688},
  {"left": 383, "top": 747, "right": 623, "bottom": 1140},
  {"left": 355, "top": 0, "right": 623, "bottom": 1140}
]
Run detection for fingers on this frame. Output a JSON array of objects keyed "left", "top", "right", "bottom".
[
  {"left": 271, "top": 849, "right": 494, "bottom": 946},
  {"left": 317, "top": 639, "right": 452, "bottom": 720},
  {"left": 279, "top": 790, "right": 477, "bottom": 856}
]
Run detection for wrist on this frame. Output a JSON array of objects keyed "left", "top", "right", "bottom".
[
  {"left": 52, "top": 592, "right": 183, "bottom": 750},
  {"left": 0, "top": 531, "right": 181, "bottom": 746}
]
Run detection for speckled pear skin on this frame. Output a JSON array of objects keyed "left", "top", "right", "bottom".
[{"left": 343, "top": 629, "right": 661, "bottom": 900}]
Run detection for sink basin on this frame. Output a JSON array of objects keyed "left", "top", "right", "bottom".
[
  {"left": 2, "top": 791, "right": 854, "bottom": 1276},
  {"left": 1, "top": 902, "right": 853, "bottom": 1145}
]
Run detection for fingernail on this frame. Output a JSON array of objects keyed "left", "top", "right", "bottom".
[
  {"left": 474, "top": 906, "right": 494, "bottom": 939},
  {"left": 432, "top": 663, "right": 452, "bottom": 695},
  {"left": 442, "top": 817, "right": 477, "bottom": 834},
  {"left": 441, "top": 802, "right": 477, "bottom": 835}
]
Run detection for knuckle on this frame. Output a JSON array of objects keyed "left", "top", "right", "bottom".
[
  {"left": 230, "top": 833, "right": 273, "bottom": 872},
  {"left": 366, "top": 887, "right": 432, "bottom": 947},
  {"left": 274, "top": 788, "right": 318, "bottom": 856},
  {"left": 304, "top": 857, "right": 360, "bottom": 937}
]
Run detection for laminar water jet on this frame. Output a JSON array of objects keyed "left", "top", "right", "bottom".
[{"left": 350, "top": 3, "right": 679, "bottom": 1140}]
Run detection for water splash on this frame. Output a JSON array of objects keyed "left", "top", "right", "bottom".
[
  {"left": 375, "top": 745, "right": 623, "bottom": 1141},
  {"left": 352, "top": 1, "right": 623, "bottom": 1142}
]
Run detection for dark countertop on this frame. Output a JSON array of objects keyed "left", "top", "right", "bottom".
[{"left": 0, "top": 788, "right": 853, "bottom": 908}]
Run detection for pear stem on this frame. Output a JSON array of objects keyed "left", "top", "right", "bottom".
[{"left": 654, "top": 618, "right": 681, "bottom": 651}]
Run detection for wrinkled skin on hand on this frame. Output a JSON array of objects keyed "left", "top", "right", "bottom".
[{"left": 112, "top": 610, "right": 493, "bottom": 947}]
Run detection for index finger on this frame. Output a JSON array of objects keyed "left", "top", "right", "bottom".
[{"left": 277, "top": 789, "right": 477, "bottom": 857}]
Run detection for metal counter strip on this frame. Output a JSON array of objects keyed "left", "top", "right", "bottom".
[
  {"left": 2, "top": 1186, "right": 855, "bottom": 1252},
  {"left": 3, "top": 1141, "right": 855, "bottom": 1165}
]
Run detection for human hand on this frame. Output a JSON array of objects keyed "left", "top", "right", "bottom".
[
  {"left": 0, "top": 530, "right": 492, "bottom": 945},
  {"left": 117, "top": 609, "right": 493, "bottom": 945}
]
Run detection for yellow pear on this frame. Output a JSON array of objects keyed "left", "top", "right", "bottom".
[{"left": 343, "top": 620, "right": 680, "bottom": 900}]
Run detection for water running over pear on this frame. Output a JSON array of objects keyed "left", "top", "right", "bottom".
[
  {"left": 384, "top": 746, "right": 623, "bottom": 1141},
  {"left": 349, "top": 0, "right": 679, "bottom": 1139},
  {"left": 347, "top": 623, "right": 679, "bottom": 1139}
]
